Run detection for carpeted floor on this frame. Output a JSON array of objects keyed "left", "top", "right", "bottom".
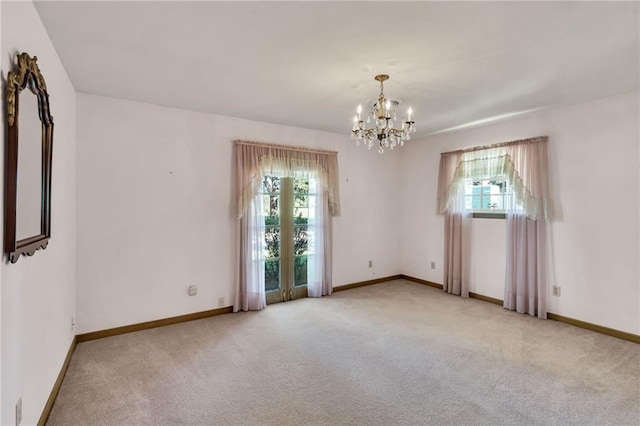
[{"left": 47, "top": 280, "right": 640, "bottom": 425}]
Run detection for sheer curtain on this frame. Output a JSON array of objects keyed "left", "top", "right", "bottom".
[
  {"left": 235, "top": 192, "right": 267, "bottom": 311},
  {"left": 443, "top": 189, "right": 471, "bottom": 297},
  {"left": 234, "top": 141, "right": 340, "bottom": 220},
  {"left": 233, "top": 140, "right": 340, "bottom": 312},
  {"left": 440, "top": 152, "right": 471, "bottom": 297},
  {"left": 438, "top": 138, "right": 551, "bottom": 220},
  {"left": 307, "top": 178, "right": 332, "bottom": 297},
  {"left": 438, "top": 153, "right": 471, "bottom": 297},
  {"left": 437, "top": 136, "right": 551, "bottom": 317}
]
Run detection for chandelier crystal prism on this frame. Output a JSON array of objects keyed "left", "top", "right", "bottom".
[{"left": 350, "top": 74, "right": 416, "bottom": 154}]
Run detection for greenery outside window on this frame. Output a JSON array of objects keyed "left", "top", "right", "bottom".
[
  {"left": 464, "top": 177, "right": 512, "bottom": 218},
  {"left": 261, "top": 175, "right": 315, "bottom": 303}
]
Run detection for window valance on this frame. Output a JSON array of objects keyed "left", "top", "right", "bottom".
[
  {"left": 437, "top": 136, "right": 551, "bottom": 220},
  {"left": 233, "top": 140, "right": 341, "bottom": 219}
]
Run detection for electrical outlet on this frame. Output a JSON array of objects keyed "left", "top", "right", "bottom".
[
  {"left": 16, "top": 397, "right": 22, "bottom": 426},
  {"left": 430, "top": 261, "right": 436, "bottom": 270},
  {"left": 188, "top": 285, "right": 198, "bottom": 296},
  {"left": 218, "top": 297, "right": 225, "bottom": 307},
  {"left": 368, "top": 260, "right": 373, "bottom": 268},
  {"left": 552, "top": 285, "right": 561, "bottom": 297}
]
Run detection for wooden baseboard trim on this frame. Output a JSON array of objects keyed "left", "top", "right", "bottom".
[
  {"left": 333, "top": 275, "right": 403, "bottom": 292},
  {"left": 402, "top": 275, "right": 503, "bottom": 305},
  {"left": 38, "top": 336, "right": 77, "bottom": 426},
  {"left": 399, "top": 274, "right": 638, "bottom": 344},
  {"left": 547, "top": 313, "right": 640, "bottom": 344},
  {"left": 399, "top": 274, "right": 443, "bottom": 289},
  {"left": 77, "top": 306, "right": 234, "bottom": 342},
  {"left": 469, "top": 292, "right": 503, "bottom": 306}
]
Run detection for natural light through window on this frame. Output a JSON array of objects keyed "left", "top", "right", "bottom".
[
  {"left": 260, "top": 175, "right": 317, "bottom": 295},
  {"left": 464, "top": 177, "right": 513, "bottom": 213}
]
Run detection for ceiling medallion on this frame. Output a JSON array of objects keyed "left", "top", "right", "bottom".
[{"left": 351, "top": 74, "right": 415, "bottom": 153}]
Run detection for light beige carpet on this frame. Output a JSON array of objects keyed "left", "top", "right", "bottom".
[{"left": 47, "top": 280, "right": 640, "bottom": 425}]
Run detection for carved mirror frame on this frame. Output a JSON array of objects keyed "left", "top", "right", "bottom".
[{"left": 5, "top": 52, "right": 54, "bottom": 263}]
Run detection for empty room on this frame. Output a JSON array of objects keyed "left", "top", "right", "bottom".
[{"left": 1, "top": 1, "right": 639, "bottom": 425}]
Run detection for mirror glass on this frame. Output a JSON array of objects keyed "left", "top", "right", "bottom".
[{"left": 16, "top": 85, "right": 42, "bottom": 241}]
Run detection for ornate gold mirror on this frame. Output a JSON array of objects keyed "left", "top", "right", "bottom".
[{"left": 5, "top": 52, "right": 53, "bottom": 263}]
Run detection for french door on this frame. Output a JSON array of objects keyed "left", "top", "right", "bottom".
[{"left": 260, "top": 175, "right": 314, "bottom": 304}]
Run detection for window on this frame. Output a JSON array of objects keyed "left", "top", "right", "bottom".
[
  {"left": 464, "top": 177, "right": 513, "bottom": 217},
  {"left": 260, "top": 175, "right": 316, "bottom": 303},
  {"left": 233, "top": 140, "right": 338, "bottom": 312}
]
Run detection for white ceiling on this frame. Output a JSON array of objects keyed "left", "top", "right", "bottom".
[{"left": 34, "top": 1, "right": 639, "bottom": 137}]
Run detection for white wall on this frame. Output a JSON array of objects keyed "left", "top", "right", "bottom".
[
  {"left": 400, "top": 91, "right": 640, "bottom": 335},
  {"left": 1, "top": 2, "right": 77, "bottom": 425},
  {"left": 76, "top": 93, "right": 401, "bottom": 334}
]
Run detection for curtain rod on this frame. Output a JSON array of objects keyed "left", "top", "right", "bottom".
[
  {"left": 233, "top": 139, "right": 338, "bottom": 156},
  {"left": 440, "top": 136, "right": 548, "bottom": 156}
]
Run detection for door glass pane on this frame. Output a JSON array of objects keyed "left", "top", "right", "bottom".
[
  {"left": 262, "top": 176, "right": 280, "bottom": 194},
  {"left": 262, "top": 175, "right": 281, "bottom": 293},
  {"left": 294, "top": 196, "right": 308, "bottom": 217},
  {"left": 293, "top": 178, "right": 310, "bottom": 287},
  {"left": 294, "top": 178, "right": 309, "bottom": 222},
  {"left": 264, "top": 227, "right": 280, "bottom": 259},
  {"left": 293, "top": 177, "right": 309, "bottom": 194},
  {"left": 294, "top": 255, "right": 307, "bottom": 287},
  {"left": 265, "top": 259, "right": 280, "bottom": 292},
  {"left": 293, "top": 224, "right": 308, "bottom": 255},
  {"left": 293, "top": 223, "right": 308, "bottom": 287}
]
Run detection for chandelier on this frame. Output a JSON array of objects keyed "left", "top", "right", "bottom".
[{"left": 351, "top": 74, "right": 416, "bottom": 153}]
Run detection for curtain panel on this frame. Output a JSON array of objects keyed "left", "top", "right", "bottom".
[
  {"left": 307, "top": 180, "right": 333, "bottom": 298},
  {"left": 233, "top": 140, "right": 339, "bottom": 312},
  {"left": 437, "top": 136, "right": 551, "bottom": 220},
  {"left": 438, "top": 152, "right": 471, "bottom": 297},
  {"left": 444, "top": 214, "right": 471, "bottom": 297},
  {"left": 436, "top": 136, "right": 551, "bottom": 318},
  {"left": 234, "top": 140, "right": 341, "bottom": 219},
  {"left": 504, "top": 214, "right": 547, "bottom": 317},
  {"left": 235, "top": 193, "right": 267, "bottom": 312}
]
